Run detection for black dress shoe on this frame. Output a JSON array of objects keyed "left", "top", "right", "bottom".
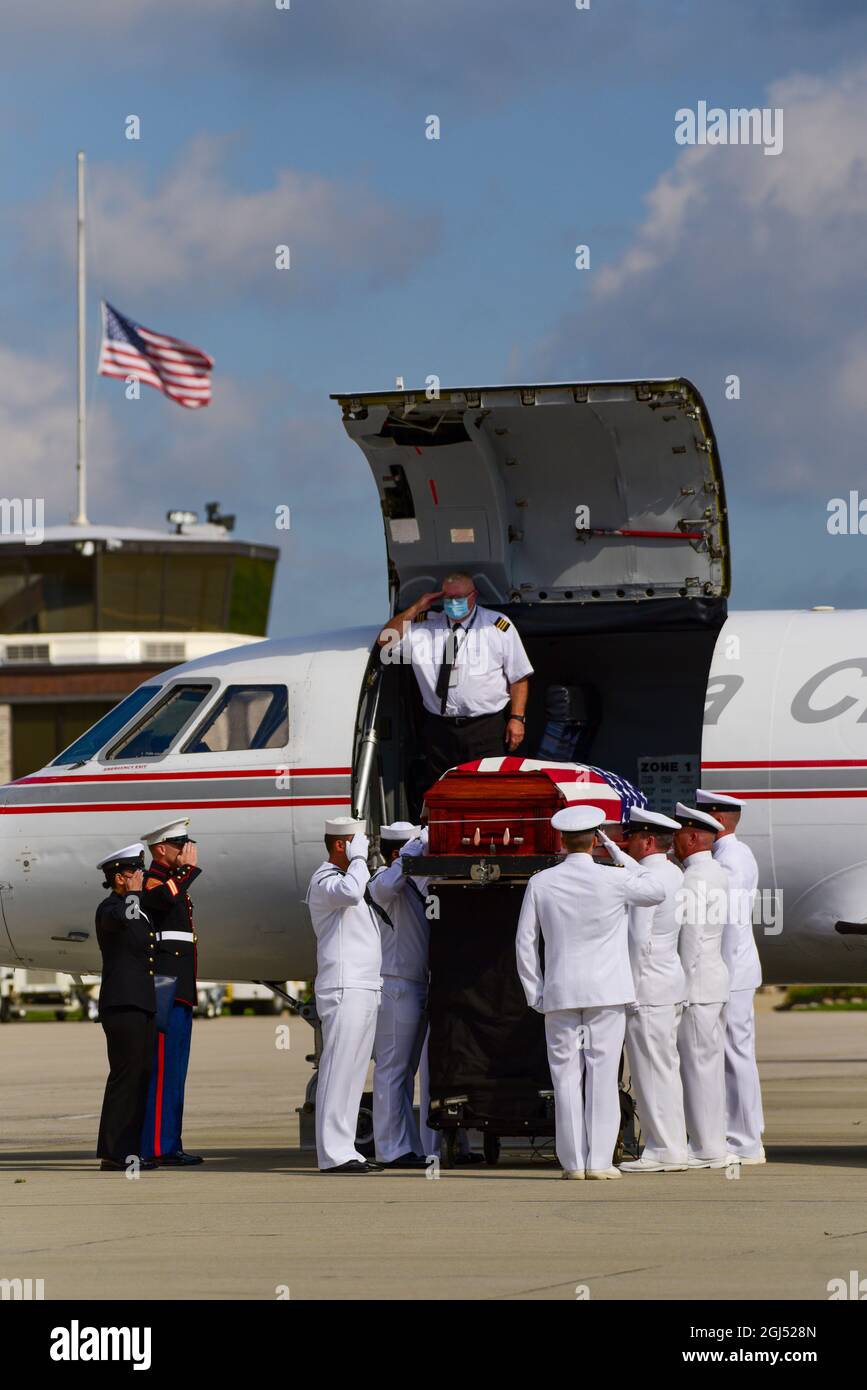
[
  {"left": 156, "top": 1151, "right": 203, "bottom": 1166},
  {"left": 383, "top": 1152, "right": 428, "bottom": 1169},
  {"left": 320, "top": 1160, "right": 382, "bottom": 1175},
  {"left": 100, "top": 1159, "right": 158, "bottom": 1171},
  {"left": 453, "top": 1151, "right": 485, "bottom": 1166}
]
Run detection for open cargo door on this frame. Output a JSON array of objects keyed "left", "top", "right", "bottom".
[{"left": 332, "top": 379, "right": 729, "bottom": 624}]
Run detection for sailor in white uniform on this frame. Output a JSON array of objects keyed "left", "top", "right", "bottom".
[
  {"left": 696, "top": 789, "right": 765, "bottom": 1164},
  {"left": 306, "top": 817, "right": 383, "bottom": 1175},
  {"left": 672, "top": 804, "right": 735, "bottom": 1169},
  {"left": 516, "top": 804, "right": 666, "bottom": 1180},
  {"left": 599, "top": 808, "right": 689, "bottom": 1173},
  {"left": 369, "top": 821, "right": 431, "bottom": 1168}
]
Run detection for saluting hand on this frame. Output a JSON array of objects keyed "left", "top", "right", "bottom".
[
  {"left": 412, "top": 590, "right": 445, "bottom": 616},
  {"left": 128, "top": 869, "right": 144, "bottom": 892},
  {"left": 179, "top": 841, "right": 198, "bottom": 868}
]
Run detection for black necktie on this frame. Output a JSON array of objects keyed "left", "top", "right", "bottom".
[
  {"left": 405, "top": 877, "right": 427, "bottom": 906},
  {"left": 364, "top": 885, "right": 394, "bottom": 930},
  {"left": 435, "top": 622, "right": 461, "bottom": 715}
]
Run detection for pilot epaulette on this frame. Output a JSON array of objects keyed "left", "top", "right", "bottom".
[
  {"left": 413, "top": 611, "right": 429, "bottom": 623},
  {"left": 495, "top": 616, "right": 511, "bottom": 632}
]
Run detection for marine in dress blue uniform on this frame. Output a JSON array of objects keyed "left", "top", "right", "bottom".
[{"left": 139, "top": 818, "right": 204, "bottom": 1167}]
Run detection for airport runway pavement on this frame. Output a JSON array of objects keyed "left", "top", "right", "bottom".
[{"left": 1, "top": 998, "right": 865, "bottom": 1301}]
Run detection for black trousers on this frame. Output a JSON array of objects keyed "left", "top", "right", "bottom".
[
  {"left": 423, "top": 705, "right": 514, "bottom": 795},
  {"left": 97, "top": 1006, "right": 156, "bottom": 1165}
]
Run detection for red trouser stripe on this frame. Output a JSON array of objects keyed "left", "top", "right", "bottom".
[{"left": 154, "top": 1032, "right": 166, "bottom": 1157}]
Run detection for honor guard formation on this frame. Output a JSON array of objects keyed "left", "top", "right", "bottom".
[{"left": 93, "top": 575, "right": 765, "bottom": 1178}]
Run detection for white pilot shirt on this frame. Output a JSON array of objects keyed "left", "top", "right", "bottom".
[
  {"left": 398, "top": 604, "right": 533, "bottom": 718},
  {"left": 305, "top": 858, "right": 383, "bottom": 991}
]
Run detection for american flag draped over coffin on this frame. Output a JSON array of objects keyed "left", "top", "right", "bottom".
[
  {"left": 425, "top": 757, "right": 646, "bottom": 858},
  {"left": 452, "top": 756, "right": 646, "bottom": 819}
]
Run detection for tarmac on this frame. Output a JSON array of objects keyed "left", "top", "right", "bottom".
[{"left": 1, "top": 994, "right": 865, "bottom": 1301}]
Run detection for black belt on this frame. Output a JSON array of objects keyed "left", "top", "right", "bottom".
[{"left": 426, "top": 706, "right": 508, "bottom": 728}]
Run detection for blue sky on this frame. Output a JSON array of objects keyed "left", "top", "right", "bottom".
[{"left": 2, "top": 1, "right": 867, "bottom": 634}]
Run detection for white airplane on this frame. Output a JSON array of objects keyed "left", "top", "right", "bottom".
[{"left": 1, "top": 378, "right": 865, "bottom": 987}]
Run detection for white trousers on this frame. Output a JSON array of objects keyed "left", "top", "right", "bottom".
[
  {"left": 677, "top": 1000, "right": 727, "bottom": 1162},
  {"left": 315, "top": 986, "right": 380, "bottom": 1170},
  {"left": 373, "top": 977, "right": 428, "bottom": 1162},
  {"left": 625, "top": 1002, "right": 688, "bottom": 1165},
  {"left": 724, "top": 988, "right": 765, "bottom": 1157},
  {"left": 544, "top": 1005, "right": 626, "bottom": 1173}
]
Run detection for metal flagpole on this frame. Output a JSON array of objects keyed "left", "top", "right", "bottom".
[{"left": 73, "top": 150, "right": 89, "bottom": 525}]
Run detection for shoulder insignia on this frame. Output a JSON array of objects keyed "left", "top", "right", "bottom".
[
  {"left": 495, "top": 616, "right": 511, "bottom": 632},
  {"left": 166, "top": 879, "right": 179, "bottom": 896},
  {"left": 145, "top": 876, "right": 162, "bottom": 890},
  {"left": 413, "top": 611, "right": 429, "bottom": 622}
]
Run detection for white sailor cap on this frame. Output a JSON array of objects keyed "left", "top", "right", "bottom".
[
  {"left": 325, "top": 816, "right": 366, "bottom": 836},
  {"left": 695, "top": 789, "right": 744, "bottom": 811},
  {"left": 142, "top": 817, "right": 191, "bottom": 847},
  {"left": 674, "top": 803, "right": 724, "bottom": 834},
  {"left": 97, "top": 842, "right": 145, "bottom": 873},
  {"left": 551, "top": 804, "right": 607, "bottom": 832},
  {"left": 379, "top": 821, "right": 422, "bottom": 842},
  {"left": 624, "top": 808, "right": 682, "bottom": 834}
]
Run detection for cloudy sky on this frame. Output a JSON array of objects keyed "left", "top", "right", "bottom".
[{"left": 3, "top": 0, "right": 867, "bottom": 632}]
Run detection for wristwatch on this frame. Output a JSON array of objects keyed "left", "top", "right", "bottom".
[{"left": 509, "top": 713, "right": 526, "bottom": 723}]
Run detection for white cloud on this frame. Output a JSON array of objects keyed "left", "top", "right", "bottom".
[
  {"left": 21, "top": 136, "right": 439, "bottom": 304},
  {"left": 536, "top": 60, "right": 867, "bottom": 503}
]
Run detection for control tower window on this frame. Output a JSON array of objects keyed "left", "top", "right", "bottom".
[
  {"left": 51, "top": 686, "right": 161, "bottom": 765},
  {"left": 107, "top": 683, "right": 213, "bottom": 760},
  {"left": 183, "top": 685, "right": 288, "bottom": 753}
]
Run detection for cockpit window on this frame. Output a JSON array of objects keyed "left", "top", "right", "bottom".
[
  {"left": 51, "top": 686, "right": 161, "bottom": 765},
  {"left": 182, "top": 685, "right": 288, "bottom": 753},
  {"left": 106, "top": 684, "right": 213, "bottom": 761}
]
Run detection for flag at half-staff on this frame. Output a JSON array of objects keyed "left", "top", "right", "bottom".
[{"left": 97, "top": 300, "right": 214, "bottom": 409}]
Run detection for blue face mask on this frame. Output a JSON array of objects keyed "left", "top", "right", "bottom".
[{"left": 443, "top": 595, "right": 471, "bottom": 620}]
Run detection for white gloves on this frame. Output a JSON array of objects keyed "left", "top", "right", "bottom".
[
  {"left": 597, "top": 829, "right": 629, "bottom": 866},
  {"left": 400, "top": 827, "right": 429, "bottom": 858},
  {"left": 347, "top": 832, "right": 370, "bottom": 862}
]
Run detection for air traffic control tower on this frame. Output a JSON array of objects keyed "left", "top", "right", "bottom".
[{"left": 0, "top": 504, "right": 278, "bottom": 779}]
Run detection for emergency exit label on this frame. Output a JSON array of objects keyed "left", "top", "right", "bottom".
[{"left": 637, "top": 754, "right": 699, "bottom": 815}]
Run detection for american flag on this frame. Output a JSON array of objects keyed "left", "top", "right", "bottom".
[
  {"left": 452, "top": 756, "right": 647, "bottom": 821},
  {"left": 98, "top": 301, "right": 213, "bottom": 409}
]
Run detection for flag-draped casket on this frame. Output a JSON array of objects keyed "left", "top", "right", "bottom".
[{"left": 416, "top": 758, "right": 645, "bottom": 1155}]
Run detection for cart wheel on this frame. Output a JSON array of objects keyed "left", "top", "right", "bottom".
[
  {"left": 441, "top": 1130, "right": 459, "bottom": 1169},
  {"left": 483, "top": 1134, "right": 501, "bottom": 1167}
]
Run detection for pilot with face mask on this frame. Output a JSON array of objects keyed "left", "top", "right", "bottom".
[{"left": 377, "top": 571, "right": 533, "bottom": 789}]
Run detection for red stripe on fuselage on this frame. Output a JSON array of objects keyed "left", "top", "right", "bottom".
[{"left": 701, "top": 760, "right": 867, "bottom": 769}]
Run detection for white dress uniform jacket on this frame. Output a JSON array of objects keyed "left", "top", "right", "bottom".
[
  {"left": 676, "top": 852, "right": 731, "bottom": 1005},
  {"left": 516, "top": 854, "right": 665, "bottom": 1012},
  {"left": 306, "top": 859, "right": 382, "bottom": 990},
  {"left": 714, "top": 834, "right": 761, "bottom": 991},
  {"left": 399, "top": 605, "right": 533, "bottom": 718},
  {"left": 618, "top": 853, "right": 687, "bottom": 1006}
]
